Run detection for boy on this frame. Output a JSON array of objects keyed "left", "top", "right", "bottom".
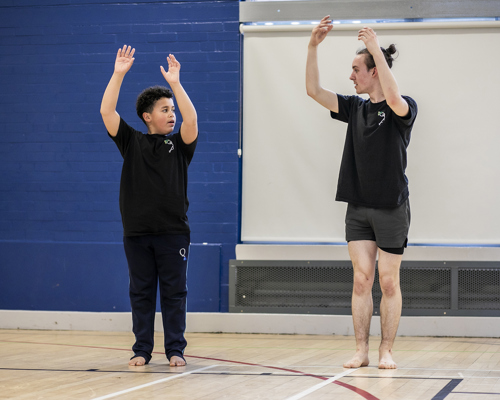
[{"left": 100, "top": 45, "right": 198, "bottom": 367}]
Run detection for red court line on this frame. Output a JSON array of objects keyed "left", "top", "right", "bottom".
[
  {"left": 182, "top": 353, "right": 379, "bottom": 400},
  {"left": 2, "top": 339, "right": 379, "bottom": 400}
]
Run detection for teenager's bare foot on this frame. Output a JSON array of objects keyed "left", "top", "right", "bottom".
[
  {"left": 170, "top": 355, "right": 186, "bottom": 367},
  {"left": 378, "top": 349, "right": 397, "bottom": 369},
  {"left": 128, "top": 356, "right": 146, "bottom": 366},
  {"left": 343, "top": 352, "right": 369, "bottom": 368}
]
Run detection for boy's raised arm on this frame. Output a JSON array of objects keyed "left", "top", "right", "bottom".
[
  {"left": 100, "top": 45, "right": 135, "bottom": 137},
  {"left": 161, "top": 54, "right": 198, "bottom": 145}
]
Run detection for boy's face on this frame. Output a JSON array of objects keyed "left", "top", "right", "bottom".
[
  {"left": 144, "top": 97, "right": 176, "bottom": 135},
  {"left": 349, "top": 54, "right": 375, "bottom": 95}
]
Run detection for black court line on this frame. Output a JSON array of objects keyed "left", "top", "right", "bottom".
[
  {"left": 431, "top": 379, "right": 463, "bottom": 400},
  {"left": 0, "top": 367, "right": 183, "bottom": 374},
  {"left": 0, "top": 366, "right": 485, "bottom": 384},
  {"left": 349, "top": 375, "right": 455, "bottom": 380},
  {"left": 0, "top": 366, "right": 480, "bottom": 381},
  {"left": 0, "top": 367, "right": 298, "bottom": 376},
  {"left": 0, "top": 367, "right": 349, "bottom": 378}
]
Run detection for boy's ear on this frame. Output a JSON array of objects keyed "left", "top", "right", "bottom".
[
  {"left": 143, "top": 112, "right": 151, "bottom": 122},
  {"left": 372, "top": 66, "right": 378, "bottom": 77}
]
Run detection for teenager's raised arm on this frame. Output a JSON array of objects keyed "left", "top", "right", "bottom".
[
  {"left": 358, "top": 28, "right": 409, "bottom": 117},
  {"left": 306, "top": 16, "right": 339, "bottom": 113},
  {"left": 161, "top": 54, "right": 198, "bottom": 145},
  {"left": 100, "top": 45, "right": 135, "bottom": 137}
]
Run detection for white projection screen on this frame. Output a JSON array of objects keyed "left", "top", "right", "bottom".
[{"left": 241, "top": 22, "right": 500, "bottom": 245}]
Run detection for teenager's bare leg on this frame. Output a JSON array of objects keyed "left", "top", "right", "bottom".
[
  {"left": 377, "top": 249, "right": 403, "bottom": 369},
  {"left": 344, "top": 240, "right": 378, "bottom": 368}
]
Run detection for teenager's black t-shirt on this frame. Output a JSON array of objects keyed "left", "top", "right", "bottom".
[
  {"left": 331, "top": 94, "right": 417, "bottom": 208},
  {"left": 109, "top": 118, "right": 197, "bottom": 236}
]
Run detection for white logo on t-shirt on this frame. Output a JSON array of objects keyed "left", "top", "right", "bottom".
[
  {"left": 164, "top": 139, "right": 174, "bottom": 153},
  {"left": 378, "top": 111, "right": 386, "bottom": 126}
]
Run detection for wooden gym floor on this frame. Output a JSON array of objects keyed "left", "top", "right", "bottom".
[{"left": 1, "top": 329, "right": 500, "bottom": 399}]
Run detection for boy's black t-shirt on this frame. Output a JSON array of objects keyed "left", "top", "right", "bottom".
[
  {"left": 109, "top": 118, "right": 197, "bottom": 236},
  {"left": 330, "top": 94, "right": 417, "bottom": 208}
]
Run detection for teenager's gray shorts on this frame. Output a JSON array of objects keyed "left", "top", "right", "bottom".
[{"left": 345, "top": 198, "right": 410, "bottom": 248}]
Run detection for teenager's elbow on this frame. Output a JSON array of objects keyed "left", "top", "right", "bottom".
[
  {"left": 306, "top": 81, "right": 318, "bottom": 97},
  {"left": 387, "top": 97, "right": 409, "bottom": 117},
  {"left": 306, "top": 86, "right": 320, "bottom": 100}
]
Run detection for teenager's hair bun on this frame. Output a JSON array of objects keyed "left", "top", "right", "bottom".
[
  {"left": 382, "top": 44, "right": 398, "bottom": 68},
  {"left": 356, "top": 43, "right": 399, "bottom": 69},
  {"left": 386, "top": 44, "right": 397, "bottom": 55}
]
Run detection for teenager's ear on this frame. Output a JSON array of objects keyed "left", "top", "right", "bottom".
[
  {"left": 372, "top": 66, "right": 378, "bottom": 77},
  {"left": 143, "top": 112, "right": 151, "bottom": 122}
]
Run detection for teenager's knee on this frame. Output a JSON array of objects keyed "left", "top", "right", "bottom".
[
  {"left": 353, "top": 271, "right": 375, "bottom": 295},
  {"left": 379, "top": 274, "right": 400, "bottom": 297}
]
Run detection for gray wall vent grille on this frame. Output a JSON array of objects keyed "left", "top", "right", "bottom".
[{"left": 229, "top": 260, "right": 500, "bottom": 316}]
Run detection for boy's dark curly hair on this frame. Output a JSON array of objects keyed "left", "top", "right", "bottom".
[
  {"left": 356, "top": 44, "right": 398, "bottom": 70},
  {"left": 136, "top": 85, "right": 174, "bottom": 124}
]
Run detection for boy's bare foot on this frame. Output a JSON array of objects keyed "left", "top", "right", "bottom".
[
  {"left": 343, "top": 352, "right": 369, "bottom": 368},
  {"left": 378, "top": 349, "right": 397, "bottom": 369},
  {"left": 170, "top": 355, "right": 186, "bottom": 367},
  {"left": 128, "top": 356, "right": 146, "bottom": 366}
]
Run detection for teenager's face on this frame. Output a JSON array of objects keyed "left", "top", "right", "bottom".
[
  {"left": 349, "top": 54, "right": 375, "bottom": 94},
  {"left": 144, "top": 97, "right": 176, "bottom": 135}
]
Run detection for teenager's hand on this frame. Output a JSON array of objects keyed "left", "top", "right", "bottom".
[
  {"left": 161, "top": 54, "right": 180, "bottom": 85},
  {"left": 357, "top": 27, "right": 381, "bottom": 56},
  {"left": 114, "top": 45, "right": 135, "bottom": 75},
  {"left": 309, "top": 16, "right": 333, "bottom": 47}
]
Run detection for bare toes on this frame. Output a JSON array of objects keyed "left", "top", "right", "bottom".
[
  {"left": 169, "top": 356, "right": 186, "bottom": 367},
  {"left": 128, "top": 356, "right": 146, "bottom": 366},
  {"left": 343, "top": 356, "right": 369, "bottom": 369}
]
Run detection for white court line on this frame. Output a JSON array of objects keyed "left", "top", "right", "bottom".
[
  {"left": 92, "top": 365, "right": 217, "bottom": 400},
  {"left": 285, "top": 368, "right": 358, "bottom": 400}
]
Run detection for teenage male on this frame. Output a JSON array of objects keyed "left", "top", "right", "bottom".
[
  {"left": 100, "top": 45, "right": 198, "bottom": 367},
  {"left": 306, "top": 17, "right": 417, "bottom": 369}
]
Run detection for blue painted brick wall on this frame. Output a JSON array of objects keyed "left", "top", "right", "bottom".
[{"left": 0, "top": 0, "right": 240, "bottom": 312}]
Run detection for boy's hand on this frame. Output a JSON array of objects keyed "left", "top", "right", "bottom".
[
  {"left": 309, "top": 15, "right": 333, "bottom": 47},
  {"left": 114, "top": 45, "right": 135, "bottom": 75},
  {"left": 160, "top": 54, "right": 180, "bottom": 85}
]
